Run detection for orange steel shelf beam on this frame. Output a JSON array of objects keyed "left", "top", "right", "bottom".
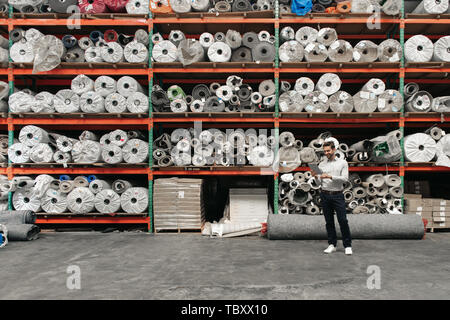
[
  {"left": 295, "top": 166, "right": 400, "bottom": 172},
  {"left": 404, "top": 166, "right": 450, "bottom": 172},
  {"left": 405, "top": 19, "right": 450, "bottom": 24},
  {"left": 152, "top": 68, "right": 275, "bottom": 73},
  {"left": 35, "top": 217, "right": 151, "bottom": 224},
  {"left": 405, "top": 68, "right": 450, "bottom": 73},
  {"left": 0, "top": 168, "right": 6, "bottom": 174},
  {"left": 279, "top": 123, "right": 397, "bottom": 128},
  {"left": 13, "top": 69, "right": 148, "bottom": 76},
  {"left": 280, "top": 68, "right": 400, "bottom": 73},
  {"left": 152, "top": 170, "right": 275, "bottom": 176},
  {"left": 12, "top": 167, "right": 150, "bottom": 175},
  {"left": 279, "top": 18, "right": 399, "bottom": 23},
  {"left": 153, "top": 18, "right": 275, "bottom": 23},
  {"left": 278, "top": 117, "right": 400, "bottom": 123},
  {"left": 404, "top": 116, "right": 450, "bottom": 122},
  {"left": 153, "top": 117, "right": 275, "bottom": 123},
  {"left": 11, "top": 118, "right": 150, "bottom": 125},
  {"left": 11, "top": 18, "right": 149, "bottom": 26}
]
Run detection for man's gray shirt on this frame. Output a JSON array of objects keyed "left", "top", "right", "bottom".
[{"left": 317, "top": 157, "right": 349, "bottom": 192}]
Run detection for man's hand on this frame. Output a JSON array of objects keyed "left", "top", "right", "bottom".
[{"left": 320, "top": 173, "right": 332, "bottom": 180}]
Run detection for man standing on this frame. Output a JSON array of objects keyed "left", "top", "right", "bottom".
[{"left": 312, "top": 141, "right": 352, "bottom": 255}]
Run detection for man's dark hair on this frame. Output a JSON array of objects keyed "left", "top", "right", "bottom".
[{"left": 323, "top": 141, "right": 335, "bottom": 149}]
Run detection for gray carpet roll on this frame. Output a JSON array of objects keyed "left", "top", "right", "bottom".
[
  {"left": 267, "top": 214, "right": 425, "bottom": 240},
  {"left": 0, "top": 210, "right": 36, "bottom": 225},
  {"left": 4, "top": 224, "right": 40, "bottom": 241}
]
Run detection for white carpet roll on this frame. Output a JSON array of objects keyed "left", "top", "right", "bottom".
[
  {"left": 94, "top": 76, "right": 116, "bottom": 97},
  {"left": 124, "top": 41, "right": 148, "bottom": 63},
  {"left": 378, "top": 90, "right": 403, "bottom": 112},
  {"left": 112, "top": 179, "right": 132, "bottom": 194},
  {"left": 127, "top": 92, "right": 149, "bottom": 113},
  {"left": 41, "top": 189, "right": 67, "bottom": 214},
  {"left": 54, "top": 89, "right": 80, "bottom": 113},
  {"left": 67, "top": 187, "right": 95, "bottom": 214},
  {"left": 109, "top": 129, "right": 128, "bottom": 147},
  {"left": 362, "top": 78, "right": 385, "bottom": 96},
  {"left": 80, "top": 91, "right": 106, "bottom": 113},
  {"left": 95, "top": 189, "right": 121, "bottom": 213},
  {"left": 10, "top": 41, "right": 34, "bottom": 63},
  {"left": 353, "top": 91, "right": 378, "bottom": 113},
  {"left": 105, "top": 93, "right": 127, "bottom": 113},
  {"left": 353, "top": 40, "right": 378, "bottom": 62},
  {"left": 328, "top": 91, "right": 354, "bottom": 113},
  {"left": 71, "top": 74, "right": 94, "bottom": 95},
  {"left": 404, "top": 133, "right": 437, "bottom": 162},
  {"left": 19, "top": 125, "right": 50, "bottom": 147},
  {"left": 117, "top": 76, "right": 144, "bottom": 98},
  {"left": 56, "top": 136, "right": 78, "bottom": 153},
  {"left": 294, "top": 77, "right": 314, "bottom": 95},
  {"left": 328, "top": 40, "right": 353, "bottom": 63},
  {"left": 152, "top": 40, "right": 178, "bottom": 63},
  {"left": 8, "top": 143, "right": 30, "bottom": 163},
  {"left": 122, "top": 139, "right": 149, "bottom": 163},
  {"left": 33, "top": 91, "right": 55, "bottom": 113},
  {"left": 85, "top": 47, "right": 103, "bottom": 63},
  {"left": 30, "top": 143, "right": 53, "bottom": 163},
  {"left": 101, "top": 42, "right": 124, "bottom": 63},
  {"left": 13, "top": 189, "right": 41, "bottom": 212},
  {"left": 377, "top": 39, "right": 402, "bottom": 62},
  {"left": 120, "top": 187, "right": 148, "bottom": 213},
  {"left": 433, "top": 36, "right": 450, "bottom": 62},
  {"left": 71, "top": 140, "right": 102, "bottom": 163},
  {"left": 316, "top": 73, "right": 341, "bottom": 96},
  {"left": 295, "top": 26, "right": 318, "bottom": 46},
  {"left": 89, "top": 179, "right": 112, "bottom": 194},
  {"left": 53, "top": 151, "right": 72, "bottom": 163},
  {"left": 101, "top": 144, "right": 123, "bottom": 164},
  {"left": 405, "top": 35, "right": 434, "bottom": 63},
  {"left": 9, "top": 91, "right": 34, "bottom": 113}
]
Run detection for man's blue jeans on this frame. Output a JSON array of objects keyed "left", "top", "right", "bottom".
[{"left": 320, "top": 192, "right": 352, "bottom": 248}]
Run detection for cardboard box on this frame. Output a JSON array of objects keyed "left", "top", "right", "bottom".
[
  {"left": 432, "top": 216, "right": 450, "bottom": 223},
  {"left": 404, "top": 193, "right": 422, "bottom": 199},
  {"left": 430, "top": 221, "right": 449, "bottom": 228},
  {"left": 432, "top": 211, "right": 450, "bottom": 218},
  {"left": 432, "top": 206, "right": 450, "bottom": 213},
  {"left": 405, "top": 205, "right": 433, "bottom": 213},
  {"left": 406, "top": 180, "right": 431, "bottom": 197},
  {"left": 405, "top": 210, "right": 432, "bottom": 218},
  {"left": 422, "top": 198, "right": 434, "bottom": 206},
  {"left": 432, "top": 199, "right": 445, "bottom": 205}
]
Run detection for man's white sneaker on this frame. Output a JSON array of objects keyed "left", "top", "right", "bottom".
[
  {"left": 323, "top": 245, "right": 336, "bottom": 254},
  {"left": 345, "top": 247, "right": 353, "bottom": 255}
]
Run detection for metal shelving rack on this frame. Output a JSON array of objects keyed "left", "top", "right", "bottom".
[{"left": 0, "top": 3, "right": 449, "bottom": 231}]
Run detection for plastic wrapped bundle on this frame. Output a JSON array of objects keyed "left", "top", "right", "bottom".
[
  {"left": 105, "top": 93, "right": 127, "bottom": 113},
  {"left": 405, "top": 91, "right": 433, "bottom": 112},
  {"left": 67, "top": 187, "right": 95, "bottom": 214},
  {"left": 328, "top": 91, "right": 354, "bottom": 113},
  {"left": 80, "top": 91, "right": 105, "bottom": 113},
  {"left": 89, "top": 179, "right": 112, "bottom": 194},
  {"left": 94, "top": 76, "right": 116, "bottom": 97},
  {"left": 71, "top": 74, "right": 94, "bottom": 95},
  {"left": 8, "top": 143, "right": 31, "bottom": 163},
  {"left": 433, "top": 36, "right": 450, "bottom": 62},
  {"left": 32, "top": 35, "right": 66, "bottom": 74},
  {"left": 41, "top": 189, "right": 67, "bottom": 214},
  {"left": 295, "top": 27, "right": 318, "bottom": 46},
  {"left": 279, "top": 91, "right": 304, "bottom": 112},
  {"left": 152, "top": 40, "right": 178, "bottom": 63},
  {"left": 377, "top": 39, "right": 402, "bottom": 62},
  {"left": 378, "top": 90, "right": 403, "bottom": 112},
  {"left": 362, "top": 78, "right": 386, "bottom": 96},
  {"left": 302, "top": 91, "right": 329, "bottom": 113},
  {"left": 13, "top": 190, "right": 41, "bottom": 212},
  {"left": 32, "top": 92, "right": 55, "bottom": 113},
  {"left": 122, "top": 139, "right": 149, "bottom": 163},
  {"left": 404, "top": 35, "right": 434, "bottom": 63},
  {"left": 102, "top": 144, "right": 123, "bottom": 164},
  {"left": 53, "top": 151, "right": 72, "bottom": 163},
  {"left": 353, "top": 40, "right": 378, "bottom": 62},
  {"left": 328, "top": 40, "right": 353, "bottom": 63},
  {"left": 19, "top": 125, "right": 49, "bottom": 147},
  {"left": 432, "top": 96, "right": 450, "bottom": 113},
  {"left": 127, "top": 92, "right": 149, "bottom": 113},
  {"left": 317, "top": 28, "right": 338, "bottom": 47},
  {"left": 126, "top": 0, "right": 149, "bottom": 13},
  {"left": 95, "top": 189, "right": 121, "bottom": 213},
  {"left": 279, "top": 40, "right": 304, "bottom": 63},
  {"left": 120, "top": 187, "right": 148, "bottom": 213},
  {"left": 353, "top": 91, "right": 378, "bottom": 113},
  {"left": 304, "top": 43, "right": 328, "bottom": 62},
  {"left": 124, "top": 41, "right": 148, "bottom": 63},
  {"left": 54, "top": 89, "right": 80, "bottom": 113},
  {"left": 404, "top": 133, "right": 437, "bottom": 162},
  {"left": 71, "top": 140, "right": 102, "bottom": 163},
  {"left": 8, "top": 92, "right": 35, "bottom": 113},
  {"left": 30, "top": 143, "right": 53, "bottom": 163},
  {"left": 117, "top": 76, "right": 144, "bottom": 97},
  {"left": 56, "top": 136, "right": 78, "bottom": 153}
]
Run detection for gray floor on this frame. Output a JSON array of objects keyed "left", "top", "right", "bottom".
[{"left": 1, "top": 231, "right": 450, "bottom": 300}]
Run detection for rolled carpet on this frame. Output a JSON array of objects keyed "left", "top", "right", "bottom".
[
  {"left": 0, "top": 210, "right": 36, "bottom": 225},
  {"left": 267, "top": 214, "right": 424, "bottom": 240},
  {"left": 4, "top": 224, "right": 40, "bottom": 241}
]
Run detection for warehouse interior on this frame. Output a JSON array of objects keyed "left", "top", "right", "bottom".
[{"left": 0, "top": 0, "right": 449, "bottom": 301}]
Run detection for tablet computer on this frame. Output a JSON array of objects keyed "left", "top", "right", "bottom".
[{"left": 308, "top": 163, "right": 322, "bottom": 174}]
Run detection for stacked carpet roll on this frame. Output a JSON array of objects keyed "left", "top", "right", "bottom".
[
  {"left": 8, "top": 0, "right": 150, "bottom": 14},
  {"left": 404, "top": 126, "right": 450, "bottom": 167},
  {"left": 153, "top": 128, "right": 283, "bottom": 167},
  {"left": 153, "top": 177, "right": 206, "bottom": 231},
  {"left": 9, "top": 28, "right": 149, "bottom": 72},
  {"left": 164, "top": 0, "right": 274, "bottom": 13},
  {"left": 152, "top": 76, "right": 276, "bottom": 113},
  {"left": 280, "top": 0, "right": 401, "bottom": 15},
  {"left": 0, "top": 80, "right": 11, "bottom": 113},
  {"left": 404, "top": 35, "right": 450, "bottom": 63},
  {"left": 9, "top": 75, "right": 148, "bottom": 114},
  {"left": 0, "top": 209, "right": 40, "bottom": 241},
  {"left": 278, "top": 172, "right": 403, "bottom": 215},
  {"left": 279, "top": 25, "right": 402, "bottom": 63},
  {"left": 8, "top": 125, "right": 148, "bottom": 164},
  {"left": 152, "top": 29, "right": 276, "bottom": 65},
  {"left": 404, "top": 82, "right": 450, "bottom": 113},
  {"left": 280, "top": 75, "right": 403, "bottom": 113},
  {"left": 0, "top": 34, "right": 9, "bottom": 67},
  {"left": 6, "top": 174, "right": 148, "bottom": 214},
  {"left": 0, "top": 175, "right": 10, "bottom": 211},
  {"left": 0, "top": 134, "right": 8, "bottom": 164}
]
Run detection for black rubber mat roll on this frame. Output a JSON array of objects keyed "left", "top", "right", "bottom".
[
  {"left": 312, "top": 3, "right": 326, "bottom": 12},
  {"left": 118, "top": 34, "right": 134, "bottom": 46},
  {"left": 317, "top": 0, "right": 332, "bottom": 6},
  {"left": 192, "top": 84, "right": 211, "bottom": 100},
  {"left": 48, "top": 0, "right": 78, "bottom": 13},
  {"left": 237, "top": 86, "right": 252, "bottom": 101},
  {"left": 0, "top": 210, "right": 36, "bottom": 225},
  {"left": 39, "top": 3, "right": 52, "bottom": 13},
  {"left": 6, "top": 224, "right": 40, "bottom": 241},
  {"left": 231, "top": 47, "right": 252, "bottom": 62},
  {"left": 232, "top": 0, "right": 252, "bottom": 11},
  {"left": 10, "top": 28, "right": 24, "bottom": 43},
  {"left": 62, "top": 35, "right": 77, "bottom": 49},
  {"left": 267, "top": 214, "right": 425, "bottom": 240},
  {"left": 89, "top": 31, "right": 103, "bottom": 43}
]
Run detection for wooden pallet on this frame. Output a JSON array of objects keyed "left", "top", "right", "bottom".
[
  {"left": 152, "top": 62, "right": 275, "bottom": 69},
  {"left": 152, "top": 10, "right": 274, "bottom": 19},
  {"left": 11, "top": 62, "right": 148, "bottom": 69},
  {"left": 10, "top": 112, "right": 149, "bottom": 119}
]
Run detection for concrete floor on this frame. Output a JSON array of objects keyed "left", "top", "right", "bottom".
[{"left": 1, "top": 231, "right": 449, "bottom": 300}]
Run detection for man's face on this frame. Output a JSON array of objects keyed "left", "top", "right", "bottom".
[{"left": 323, "top": 145, "right": 335, "bottom": 159}]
